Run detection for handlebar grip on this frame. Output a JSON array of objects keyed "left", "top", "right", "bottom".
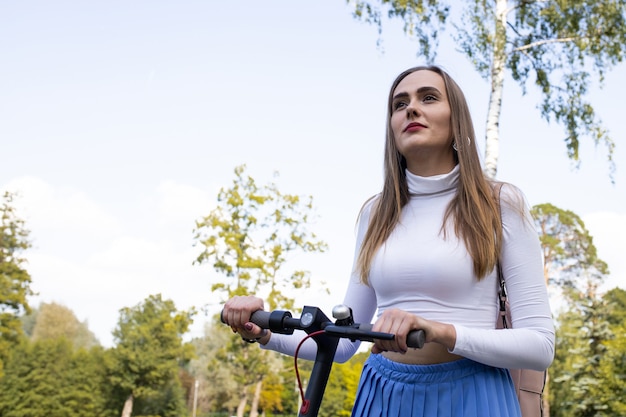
[
  {"left": 220, "top": 309, "right": 271, "bottom": 328},
  {"left": 249, "top": 310, "right": 271, "bottom": 329},
  {"left": 221, "top": 308, "right": 295, "bottom": 335},
  {"left": 407, "top": 329, "right": 426, "bottom": 349},
  {"left": 357, "top": 324, "right": 425, "bottom": 349}
]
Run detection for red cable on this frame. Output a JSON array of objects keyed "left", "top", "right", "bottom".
[{"left": 294, "top": 330, "right": 326, "bottom": 414}]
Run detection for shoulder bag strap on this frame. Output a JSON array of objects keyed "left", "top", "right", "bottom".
[{"left": 494, "top": 182, "right": 509, "bottom": 329}]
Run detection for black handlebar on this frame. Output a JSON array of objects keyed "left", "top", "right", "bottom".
[
  {"left": 222, "top": 304, "right": 425, "bottom": 417},
  {"left": 246, "top": 309, "right": 426, "bottom": 349}
]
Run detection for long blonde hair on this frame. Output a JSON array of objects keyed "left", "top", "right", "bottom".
[{"left": 357, "top": 65, "right": 502, "bottom": 284}]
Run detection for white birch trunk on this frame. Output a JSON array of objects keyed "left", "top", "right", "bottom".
[
  {"left": 249, "top": 380, "right": 263, "bottom": 417},
  {"left": 484, "top": 0, "right": 508, "bottom": 179},
  {"left": 236, "top": 387, "right": 248, "bottom": 417},
  {"left": 120, "top": 394, "right": 133, "bottom": 417}
]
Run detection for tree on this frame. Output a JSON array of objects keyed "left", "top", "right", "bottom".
[
  {"left": 188, "top": 320, "right": 294, "bottom": 417},
  {"left": 212, "top": 330, "right": 278, "bottom": 417},
  {"left": 27, "top": 302, "right": 100, "bottom": 349},
  {"left": 319, "top": 351, "right": 368, "bottom": 417},
  {"left": 0, "top": 191, "right": 33, "bottom": 376},
  {"left": 532, "top": 202, "right": 609, "bottom": 416},
  {"left": 348, "top": 1, "right": 625, "bottom": 178},
  {"left": 189, "top": 321, "right": 240, "bottom": 415},
  {"left": 532, "top": 203, "right": 608, "bottom": 295},
  {"left": 194, "top": 164, "right": 328, "bottom": 311},
  {"left": 549, "top": 278, "right": 618, "bottom": 417},
  {"left": 278, "top": 352, "right": 315, "bottom": 416},
  {"left": 0, "top": 338, "right": 110, "bottom": 417},
  {"left": 594, "top": 288, "right": 626, "bottom": 416},
  {"left": 194, "top": 164, "right": 328, "bottom": 416},
  {"left": 109, "top": 294, "right": 195, "bottom": 417}
]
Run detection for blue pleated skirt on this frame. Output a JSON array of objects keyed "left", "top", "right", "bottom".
[{"left": 351, "top": 354, "right": 521, "bottom": 417}]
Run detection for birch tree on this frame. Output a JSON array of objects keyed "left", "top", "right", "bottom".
[{"left": 348, "top": 0, "right": 625, "bottom": 178}]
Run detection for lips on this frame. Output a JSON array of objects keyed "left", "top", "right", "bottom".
[{"left": 403, "top": 122, "right": 426, "bottom": 132}]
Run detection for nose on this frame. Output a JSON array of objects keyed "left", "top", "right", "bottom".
[{"left": 406, "top": 101, "right": 419, "bottom": 118}]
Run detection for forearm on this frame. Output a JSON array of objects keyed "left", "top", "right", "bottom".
[
  {"left": 260, "top": 330, "right": 361, "bottom": 363},
  {"left": 429, "top": 321, "right": 457, "bottom": 351},
  {"left": 451, "top": 325, "right": 555, "bottom": 370}
]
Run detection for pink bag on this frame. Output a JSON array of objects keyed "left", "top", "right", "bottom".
[
  {"left": 497, "top": 273, "right": 547, "bottom": 417},
  {"left": 494, "top": 182, "right": 547, "bottom": 417}
]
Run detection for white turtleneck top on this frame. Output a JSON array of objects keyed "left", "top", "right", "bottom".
[{"left": 263, "top": 165, "right": 555, "bottom": 371}]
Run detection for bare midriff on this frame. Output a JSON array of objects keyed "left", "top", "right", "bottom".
[{"left": 382, "top": 342, "right": 463, "bottom": 365}]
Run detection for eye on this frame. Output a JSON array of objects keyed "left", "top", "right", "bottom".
[
  {"left": 422, "top": 94, "right": 438, "bottom": 102},
  {"left": 393, "top": 100, "right": 407, "bottom": 111}
]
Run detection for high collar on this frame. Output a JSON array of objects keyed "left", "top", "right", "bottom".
[{"left": 406, "top": 164, "right": 460, "bottom": 196}]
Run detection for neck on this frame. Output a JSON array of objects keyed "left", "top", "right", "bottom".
[{"left": 406, "top": 154, "right": 456, "bottom": 177}]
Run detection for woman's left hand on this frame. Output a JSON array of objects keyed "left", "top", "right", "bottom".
[{"left": 370, "top": 308, "right": 456, "bottom": 354}]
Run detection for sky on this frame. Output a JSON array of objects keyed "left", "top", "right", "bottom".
[{"left": 1, "top": 1, "right": 625, "bottom": 347}]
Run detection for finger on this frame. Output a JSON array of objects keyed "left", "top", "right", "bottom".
[
  {"left": 244, "top": 322, "right": 258, "bottom": 335},
  {"left": 244, "top": 322, "right": 265, "bottom": 339}
]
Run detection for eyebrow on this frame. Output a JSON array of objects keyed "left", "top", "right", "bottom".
[{"left": 392, "top": 86, "right": 442, "bottom": 101}]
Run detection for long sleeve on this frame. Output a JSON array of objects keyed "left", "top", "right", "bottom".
[
  {"left": 264, "top": 179, "right": 555, "bottom": 371},
  {"left": 450, "top": 184, "right": 555, "bottom": 370},
  {"left": 261, "top": 199, "right": 377, "bottom": 363}
]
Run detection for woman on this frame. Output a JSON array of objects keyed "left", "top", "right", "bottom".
[{"left": 222, "top": 65, "right": 555, "bottom": 417}]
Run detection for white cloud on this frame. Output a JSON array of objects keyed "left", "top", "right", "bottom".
[
  {"left": 156, "top": 180, "right": 214, "bottom": 224},
  {"left": 2, "top": 176, "right": 213, "bottom": 346},
  {"left": 29, "top": 235, "right": 211, "bottom": 347},
  {"left": 4, "top": 176, "right": 122, "bottom": 239}
]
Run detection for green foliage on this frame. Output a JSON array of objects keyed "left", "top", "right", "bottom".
[
  {"left": 194, "top": 164, "right": 328, "bottom": 311},
  {"left": 193, "top": 165, "right": 330, "bottom": 415},
  {"left": 348, "top": 0, "right": 623, "bottom": 177},
  {"left": 319, "top": 351, "right": 368, "bottom": 417},
  {"left": 259, "top": 369, "right": 286, "bottom": 413},
  {"left": 276, "top": 354, "right": 312, "bottom": 415},
  {"left": 594, "top": 288, "right": 626, "bottom": 416},
  {"left": 532, "top": 203, "right": 608, "bottom": 295},
  {"left": 110, "top": 294, "right": 195, "bottom": 417},
  {"left": 531, "top": 202, "right": 626, "bottom": 415},
  {"left": 603, "top": 287, "right": 626, "bottom": 326},
  {"left": 508, "top": 1, "right": 623, "bottom": 171},
  {"left": 190, "top": 319, "right": 293, "bottom": 416},
  {"left": 550, "top": 286, "right": 625, "bottom": 416},
  {"left": 188, "top": 321, "right": 240, "bottom": 413},
  {"left": 0, "top": 338, "right": 110, "bottom": 417},
  {"left": 25, "top": 301, "right": 100, "bottom": 349},
  {"left": 351, "top": 0, "right": 450, "bottom": 58},
  {"left": 0, "top": 191, "right": 33, "bottom": 377},
  {"left": 210, "top": 331, "right": 277, "bottom": 414},
  {"left": 132, "top": 378, "right": 189, "bottom": 417}
]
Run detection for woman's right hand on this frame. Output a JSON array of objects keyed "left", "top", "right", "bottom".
[{"left": 222, "top": 295, "right": 269, "bottom": 343}]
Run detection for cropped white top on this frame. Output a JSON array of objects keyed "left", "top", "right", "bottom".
[{"left": 263, "top": 165, "right": 555, "bottom": 371}]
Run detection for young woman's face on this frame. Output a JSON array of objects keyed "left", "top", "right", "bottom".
[{"left": 390, "top": 70, "right": 454, "bottom": 174}]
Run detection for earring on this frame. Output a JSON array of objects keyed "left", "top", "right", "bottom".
[{"left": 453, "top": 137, "right": 471, "bottom": 151}]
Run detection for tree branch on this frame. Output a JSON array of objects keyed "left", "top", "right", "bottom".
[{"left": 513, "top": 37, "right": 577, "bottom": 52}]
